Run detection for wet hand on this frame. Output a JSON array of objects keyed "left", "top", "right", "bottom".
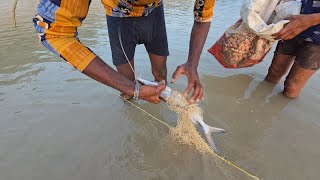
[
  {"left": 172, "top": 63, "right": 204, "bottom": 103},
  {"left": 139, "top": 80, "right": 166, "bottom": 104},
  {"left": 273, "top": 15, "right": 314, "bottom": 41}
]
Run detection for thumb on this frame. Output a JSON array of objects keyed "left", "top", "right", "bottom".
[
  {"left": 156, "top": 80, "right": 166, "bottom": 92},
  {"left": 171, "top": 66, "right": 183, "bottom": 83}
]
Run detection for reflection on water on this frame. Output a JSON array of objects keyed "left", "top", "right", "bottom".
[
  {"left": 202, "top": 74, "right": 291, "bottom": 157},
  {"left": 1, "top": 0, "right": 320, "bottom": 180}
]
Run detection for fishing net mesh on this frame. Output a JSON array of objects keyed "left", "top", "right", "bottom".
[
  {"left": 167, "top": 91, "right": 212, "bottom": 154},
  {"left": 166, "top": 91, "right": 256, "bottom": 180}
]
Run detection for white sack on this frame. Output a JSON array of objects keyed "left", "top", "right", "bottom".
[
  {"left": 272, "top": 1, "right": 303, "bottom": 23},
  {"left": 240, "top": 0, "right": 302, "bottom": 39}
]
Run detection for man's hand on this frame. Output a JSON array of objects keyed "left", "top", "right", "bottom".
[
  {"left": 172, "top": 63, "right": 204, "bottom": 103},
  {"left": 139, "top": 81, "right": 166, "bottom": 104},
  {"left": 274, "top": 15, "right": 316, "bottom": 40},
  {"left": 171, "top": 21, "right": 210, "bottom": 103}
]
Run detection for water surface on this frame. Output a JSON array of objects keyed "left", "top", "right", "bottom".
[{"left": 1, "top": 0, "right": 320, "bottom": 179}]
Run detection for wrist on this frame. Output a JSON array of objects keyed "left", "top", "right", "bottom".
[
  {"left": 185, "top": 60, "right": 199, "bottom": 68},
  {"left": 123, "top": 82, "right": 135, "bottom": 96},
  {"left": 133, "top": 80, "right": 140, "bottom": 100}
]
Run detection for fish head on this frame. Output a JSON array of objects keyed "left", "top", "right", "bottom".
[
  {"left": 137, "top": 78, "right": 159, "bottom": 86},
  {"left": 137, "top": 78, "right": 172, "bottom": 100}
]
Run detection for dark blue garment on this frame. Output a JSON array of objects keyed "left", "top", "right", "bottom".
[
  {"left": 106, "top": 5, "right": 169, "bottom": 66},
  {"left": 298, "top": 0, "right": 320, "bottom": 44}
]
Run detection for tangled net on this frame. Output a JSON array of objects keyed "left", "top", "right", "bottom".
[
  {"left": 165, "top": 91, "right": 258, "bottom": 180},
  {"left": 166, "top": 91, "right": 212, "bottom": 154}
]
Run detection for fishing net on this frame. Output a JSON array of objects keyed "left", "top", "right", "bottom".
[
  {"left": 165, "top": 91, "right": 258, "bottom": 180},
  {"left": 166, "top": 91, "right": 212, "bottom": 154}
]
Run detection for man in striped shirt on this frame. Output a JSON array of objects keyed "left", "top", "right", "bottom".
[{"left": 33, "top": 0, "right": 215, "bottom": 103}]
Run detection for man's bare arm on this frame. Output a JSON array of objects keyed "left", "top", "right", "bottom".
[
  {"left": 83, "top": 57, "right": 165, "bottom": 104},
  {"left": 172, "top": 21, "right": 211, "bottom": 102}
]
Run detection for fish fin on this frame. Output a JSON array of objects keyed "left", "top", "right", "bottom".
[
  {"left": 208, "top": 126, "right": 226, "bottom": 134},
  {"left": 204, "top": 126, "right": 226, "bottom": 154},
  {"left": 204, "top": 132, "right": 219, "bottom": 153}
]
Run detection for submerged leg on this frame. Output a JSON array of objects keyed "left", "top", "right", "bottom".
[
  {"left": 266, "top": 54, "right": 295, "bottom": 83},
  {"left": 283, "top": 63, "right": 317, "bottom": 98}
]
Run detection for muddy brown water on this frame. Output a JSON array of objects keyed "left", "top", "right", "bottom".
[{"left": 1, "top": 0, "right": 320, "bottom": 179}]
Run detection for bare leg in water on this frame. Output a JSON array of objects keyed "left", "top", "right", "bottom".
[
  {"left": 266, "top": 54, "right": 317, "bottom": 98},
  {"left": 266, "top": 54, "right": 295, "bottom": 83},
  {"left": 283, "top": 63, "right": 316, "bottom": 98}
]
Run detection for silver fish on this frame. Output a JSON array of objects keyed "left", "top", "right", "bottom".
[{"left": 137, "top": 78, "right": 226, "bottom": 153}]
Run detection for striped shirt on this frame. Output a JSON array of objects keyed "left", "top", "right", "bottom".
[{"left": 33, "top": 0, "right": 216, "bottom": 71}]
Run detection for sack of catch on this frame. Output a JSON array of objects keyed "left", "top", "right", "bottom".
[{"left": 208, "top": 0, "right": 302, "bottom": 68}]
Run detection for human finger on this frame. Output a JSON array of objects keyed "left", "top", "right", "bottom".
[
  {"left": 171, "top": 66, "right": 184, "bottom": 83},
  {"left": 190, "top": 83, "right": 201, "bottom": 103},
  {"left": 183, "top": 83, "right": 194, "bottom": 97}
]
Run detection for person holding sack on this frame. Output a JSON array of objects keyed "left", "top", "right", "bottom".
[{"left": 266, "top": 0, "right": 320, "bottom": 98}]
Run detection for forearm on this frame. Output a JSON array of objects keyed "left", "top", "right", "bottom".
[
  {"left": 310, "top": 13, "right": 320, "bottom": 26},
  {"left": 83, "top": 56, "right": 135, "bottom": 96},
  {"left": 186, "top": 21, "right": 211, "bottom": 67},
  {"left": 33, "top": 2, "right": 135, "bottom": 97}
]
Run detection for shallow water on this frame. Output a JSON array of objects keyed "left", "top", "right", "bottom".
[{"left": 1, "top": 0, "right": 320, "bottom": 179}]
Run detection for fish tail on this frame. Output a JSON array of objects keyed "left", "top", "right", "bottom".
[{"left": 204, "top": 126, "right": 226, "bottom": 154}]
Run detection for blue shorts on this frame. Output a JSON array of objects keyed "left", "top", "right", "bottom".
[{"left": 107, "top": 5, "right": 169, "bottom": 66}]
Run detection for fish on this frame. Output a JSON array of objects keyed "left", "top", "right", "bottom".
[{"left": 137, "top": 78, "right": 226, "bottom": 153}]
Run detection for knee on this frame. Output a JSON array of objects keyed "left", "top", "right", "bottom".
[
  {"left": 152, "top": 67, "right": 167, "bottom": 80},
  {"left": 268, "top": 64, "right": 280, "bottom": 75},
  {"left": 283, "top": 89, "right": 299, "bottom": 99},
  {"left": 283, "top": 79, "right": 301, "bottom": 98},
  {"left": 266, "top": 66, "right": 283, "bottom": 83}
]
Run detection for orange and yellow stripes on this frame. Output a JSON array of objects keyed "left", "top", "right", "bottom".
[{"left": 34, "top": 0, "right": 215, "bottom": 72}]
